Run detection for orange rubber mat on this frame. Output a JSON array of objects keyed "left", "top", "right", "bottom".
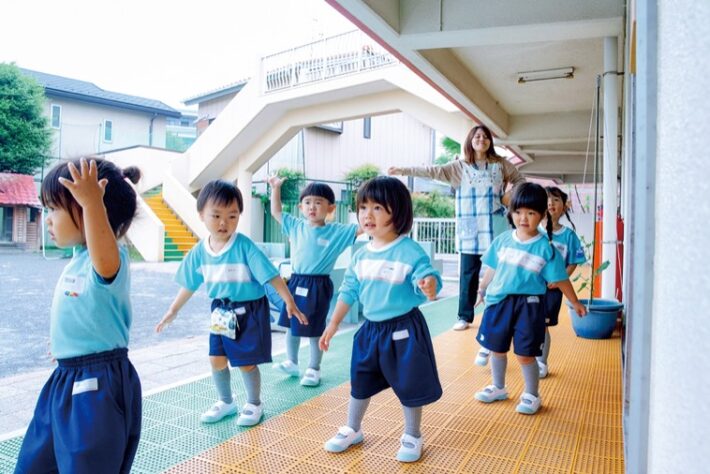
[{"left": 165, "top": 305, "right": 624, "bottom": 473}]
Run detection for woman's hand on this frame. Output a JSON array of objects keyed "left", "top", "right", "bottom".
[{"left": 387, "top": 166, "right": 402, "bottom": 176}]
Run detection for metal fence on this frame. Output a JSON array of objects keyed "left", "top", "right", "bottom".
[
  {"left": 411, "top": 218, "right": 457, "bottom": 256},
  {"left": 261, "top": 30, "right": 398, "bottom": 92}
]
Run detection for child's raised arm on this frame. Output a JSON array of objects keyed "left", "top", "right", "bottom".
[
  {"left": 59, "top": 158, "right": 119, "bottom": 279},
  {"left": 155, "top": 287, "right": 194, "bottom": 333},
  {"left": 267, "top": 175, "right": 286, "bottom": 224}
]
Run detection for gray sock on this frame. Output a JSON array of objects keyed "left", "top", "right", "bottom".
[
  {"left": 308, "top": 337, "right": 323, "bottom": 370},
  {"left": 286, "top": 330, "right": 300, "bottom": 365},
  {"left": 537, "top": 330, "right": 551, "bottom": 365},
  {"left": 240, "top": 367, "right": 261, "bottom": 406},
  {"left": 212, "top": 367, "right": 233, "bottom": 404},
  {"left": 403, "top": 406, "right": 422, "bottom": 440},
  {"left": 346, "top": 397, "right": 371, "bottom": 433},
  {"left": 521, "top": 361, "right": 540, "bottom": 397},
  {"left": 491, "top": 354, "right": 507, "bottom": 389}
]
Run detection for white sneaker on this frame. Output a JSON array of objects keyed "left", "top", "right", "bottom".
[
  {"left": 516, "top": 392, "right": 542, "bottom": 415},
  {"left": 324, "top": 426, "right": 364, "bottom": 453},
  {"left": 300, "top": 368, "right": 321, "bottom": 387},
  {"left": 273, "top": 359, "right": 300, "bottom": 377},
  {"left": 396, "top": 433, "right": 423, "bottom": 463},
  {"left": 474, "top": 385, "right": 509, "bottom": 403},
  {"left": 200, "top": 400, "right": 238, "bottom": 423},
  {"left": 452, "top": 320, "right": 470, "bottom": 331},
  {"left": 538, "top": 361, "right": 549, "bottom": 378},
  {"left": 236, "top": 402, "right": 264, "bottom": 426},
  {"left": 475, "top": 348, "right": 491, "bottom": 366}
]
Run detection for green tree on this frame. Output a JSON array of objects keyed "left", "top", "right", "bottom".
[
  {"left": 435, "top": 136, "right": 460, "bottom": 165},
  {"left": 411, "top": 191, "right": 455, "bottom": 217},
  {"left": 0, "top": 63, "right": 52, "bottom": 174},
  {"left": 344, "top": 163, "right": 380, "bottom": 210}
]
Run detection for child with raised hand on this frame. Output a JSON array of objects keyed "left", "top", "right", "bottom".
[
  {"left": 319, "top": 176, "right": 442, "bottom": 463},
  {"left": 268, "top": 176, "right": 361, "bottom": 387},
  {"left": 537, "top": 186, "right": 586, "bottom": 378},
  {"left": 15, "top": 158, "right": 142, "bottom": 474},
  {"left": 155, "top": 180, "right": 307, "bottom": 427},
  {"left": 474, "top": 182, "right": 587, "bottom": 415}
]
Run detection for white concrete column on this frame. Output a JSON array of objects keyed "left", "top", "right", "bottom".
[
  {"left": 602, "top": 36, "right": 619, "bottom": 300},
  {"left": 237, "top": 168, "right": 255, "bottom": 239}
]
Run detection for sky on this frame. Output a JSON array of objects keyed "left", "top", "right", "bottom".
[{"left": 0, "top": 0, "right": 355, "bottom": 110}]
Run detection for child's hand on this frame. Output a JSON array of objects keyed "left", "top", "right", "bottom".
[
  {"left": 319, "top": 324, "right": 338, "bottom": 351},
  {"left": 285, "top": 302, "right": 308, "bottom": 326},
  {"left": 268, "top": 175, "right": 286, "bottom": 188},
  {"left": 58, "top": 158, "right": 108, "bottom": 209},
  {"left": 417, "top": 276, "right": 437, "bottom": 300},
  {"left": 571, "top": 301, "right": 588, "bottom": 317},
  {"left": 155, "top": 310, "right": 177, "bottom": 333},
  {"left": 387, "top": 166, "right": 402, "bottom": 175},
  {"left": 475, "top": 288, "right": 486, "bottom": 307}
]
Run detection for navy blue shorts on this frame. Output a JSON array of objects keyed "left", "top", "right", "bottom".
[
  {"left": 477, "top": 294, "right": 546, "bottom": 357},
  {"left": 15, "top": 348, "right": 142, "bottom": 474},
  {"left": 210, "top": 296, "right": 272, "bottom": 366},
  {"left": 278, "top": 273, "right": 333, "bottom": 337},
  {"left": 543, "top": 288, "right": 563, "bottom": 326},
  {"left": 350, "top": 308, "right": 442, "bottom": 407}
]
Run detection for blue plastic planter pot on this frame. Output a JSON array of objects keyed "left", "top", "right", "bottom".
[{"left": 565, "top": 298, "right": 624, "bottom": 339}]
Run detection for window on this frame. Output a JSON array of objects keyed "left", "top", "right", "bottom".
[
  {"left": 363, "top": 117, "right": 371, "bottom": 139},
  {"left": 51, "top": 104, "right": 61, "bottom": 129},
  {"left": 103, "top": 120, "right": 113, "bottom": 142}
]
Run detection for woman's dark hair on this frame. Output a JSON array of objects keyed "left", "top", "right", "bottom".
[
  {"left": 545, "top": 186, "right": 576, "bottom": 232},
  {"left": 40, "top": 158, "right": 141, "bottom": 238},
  {"left": 300, "top": 182, "right": 335, "bottom": 204},
  {"left": 462, "top": 125, "right": 500, "bottom": 164},
  {"left": 196, "top": 180, "right": 244, "bottom": 213},
  {"left": 507, "top": 182, "right": 555, "bottom": 250},
  {"left": 356, "top": 176, "right": 413, "bottom": 235}
]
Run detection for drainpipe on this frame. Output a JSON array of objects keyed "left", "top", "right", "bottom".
[
  {"left": 602, "top": 36, "right": 619, "bottom": 300},
  {"left": 149, "top": 113, "right": 158, "bottom": 147}
]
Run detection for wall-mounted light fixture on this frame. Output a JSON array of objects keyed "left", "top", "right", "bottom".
[{"left": 517, "top": 67, "right": 575, "bottom": 83}]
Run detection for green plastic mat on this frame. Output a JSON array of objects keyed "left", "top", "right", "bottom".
[{"left": 0, "top": 296, "right": 466, "bottom": 473}]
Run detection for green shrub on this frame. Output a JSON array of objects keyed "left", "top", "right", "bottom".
[
  {"left": 411, "top": 191, "right": 454, "bottom": 218},
  {"left": 344, "top": 164, "right": 380, "bottom": 210}
]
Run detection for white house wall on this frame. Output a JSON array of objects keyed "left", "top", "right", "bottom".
[{"left": 45, "top": 98, "right": 168, "bottom": 158}]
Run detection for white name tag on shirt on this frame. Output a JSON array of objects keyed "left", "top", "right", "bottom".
[
  {"left": 317, "top": 238, "right": 330, "bottom": 247},
  {"left": 72, "top": 377, "right": 98, "bottom": 395},
  {"left": 61, "top": 275, "right": 85, "bottom": 295},
  {"left": 392, "top": 329, "right": 409, "bottom": 341},
  {"left": 295, "top": 287, "right": 309, "bottom": 297}
]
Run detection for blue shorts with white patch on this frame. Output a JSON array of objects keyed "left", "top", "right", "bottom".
[
  {"left": 477, "top": 294, "right": 546, "bottom": 357},
  {"left": 350, "top": 307, "right": 442, "bottom": 407},
  {"left": 543, "top": 288, "right": 563, "bottom": 326},
  {"left": 210, "top": 296, "right": 272, "bottom": 366},
  {"left": 15, "top": 348, "right": 142, "bottom": 474},
  {"left": 277, "top": 274, "right": 333, "bottom": 337}
]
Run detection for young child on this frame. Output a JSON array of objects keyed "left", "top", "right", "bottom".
[
  {"left": 537, "top": 186, "right": 586, "bottom": 378},
  {"left": 474, "top": 182, "right": 587, "bottom": 415},
  {"left": 268, "top": 176, "right": 361, "bottom": 387},
  {"left": 15, "top": 158, "right": 142, "bottom": 473},
  {"left": 319, "top": 176, "right": 442, "bottom": 463},
  {"left": 155, "top": 180, "right": 307, "bottom": 427}
]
